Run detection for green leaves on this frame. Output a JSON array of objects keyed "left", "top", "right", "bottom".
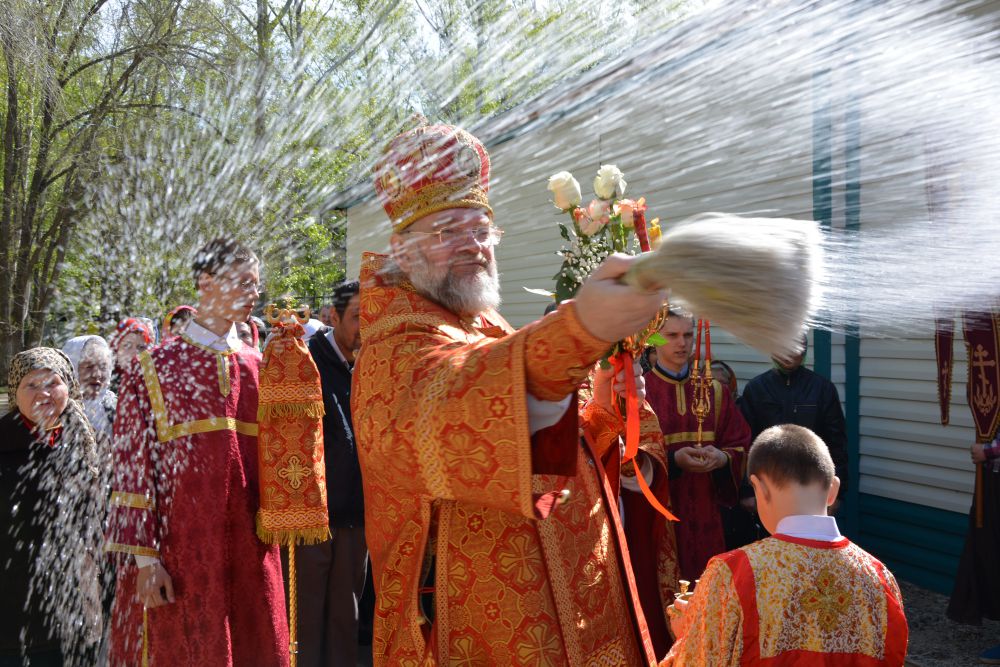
[{"left": 646, "top": 332, "right": 667, "bottom": 347}]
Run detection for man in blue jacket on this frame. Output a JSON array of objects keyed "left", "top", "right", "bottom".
[{"left": 295, "top": 279, "right": 367, "bottom": 666}]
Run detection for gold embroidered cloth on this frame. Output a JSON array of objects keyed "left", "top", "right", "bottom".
[
  {"left": 662, "top": 535, "right": 908, "bottom": 666},
  {"left": 352, "top": 252, "right": 659, "bottom": 666},
  {"left": 256, "top": 321, "right": 331, "bottom": 545}
]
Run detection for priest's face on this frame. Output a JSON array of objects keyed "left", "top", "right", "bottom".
[
  {"left": 392, "top": 208, "right": 501, "bottom": 319},
  {"left": 655, "top": 315, "right": 695, "bottom": 373},
  {"left": 199, "top": 260, "right": 261, "bottom": 325}
]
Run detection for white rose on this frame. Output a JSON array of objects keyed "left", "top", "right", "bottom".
[
  {"left": 547, "top": 171, "right": 582, "bottom": 211},
  {"left": 593, "top": 164, "right": 627, "bottom": 200}
]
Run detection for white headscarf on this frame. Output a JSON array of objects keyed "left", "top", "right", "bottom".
[
  {"left": 300, "top": 318, "right": 325, "bottom": 341},
  {"left": 62, "top": 335, "right": 116, "bottom": 439}
]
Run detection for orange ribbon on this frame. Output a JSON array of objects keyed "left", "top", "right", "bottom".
[
  {"left": 611, "top": 351, "right": 678, "bottom": 522},
  {"left": 633, "top": 454, "right": 678, "bottom": 522},
  {"left": 611, "top": 351, "right": 640, "bottom": 463}
]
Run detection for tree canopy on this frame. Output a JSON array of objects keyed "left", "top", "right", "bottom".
[{"left": 0, "top": 0, "right": 695, "bottom": 373}]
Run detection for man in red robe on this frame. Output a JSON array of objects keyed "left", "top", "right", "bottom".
[
  {"left": 644, "top": 309, "right": 751, "bottom": 582},
  {"left": 353, "top": 121, "right": 670, "bottom": 664},
  {"left": 105, "top": 238, "right": 288, "bottom": 666}
]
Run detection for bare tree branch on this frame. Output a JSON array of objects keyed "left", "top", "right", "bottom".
[
  {"left": 59, "top": 44, "right": 145, "bottom": 85},
  {"left": 308, "top": 0, "right": 403, "bottom": 95}
]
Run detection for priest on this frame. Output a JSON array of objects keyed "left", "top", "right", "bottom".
[{"left": 353, "top": 120, "right": 669, "bottom": 665}]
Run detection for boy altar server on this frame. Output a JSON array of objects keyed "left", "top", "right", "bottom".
[{"left": 662, "top": 424, "right": 908, "bottom": 666}]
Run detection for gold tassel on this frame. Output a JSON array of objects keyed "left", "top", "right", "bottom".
[
  {"left": 256, "top": 515, "right": 332, "bottom": 546},
  {"left": 256, "top": 527, "right": 332, "bottom": 546}
]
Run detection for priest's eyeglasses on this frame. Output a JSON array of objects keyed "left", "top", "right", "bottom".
[{"left": 406, "top": 226, "right": 504, "bottom": 249}]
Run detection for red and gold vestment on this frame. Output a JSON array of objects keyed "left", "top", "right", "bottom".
[
  {"left": 662, "top": 535, "right": 909, "bottom": 666},
  {"left": 105, "top": 335, "right": 288, "bottom": 666},
  {"left": 583, "top": 400, "right": 681, "bottom": 657},
  {"left": 644, "top": 368, "right": 750, "bottom": 581},
  {"left": 352, "top": 253, "right": 660, "bottom": 666}
]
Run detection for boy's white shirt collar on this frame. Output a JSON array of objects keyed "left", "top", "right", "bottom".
[
  {"left": 187, "top": 319, "right": 241, "bottom": 352},
  {"left": 775, "top": 514, "right": 843, "bottom": 542}
]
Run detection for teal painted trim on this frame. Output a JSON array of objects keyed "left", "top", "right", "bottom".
[
  {"left": 811, "top": 66, "right": 833, "bottom": 382},
  {"left": 856, "top": 493, "right": 968, "bottom": 595},
  {"left": 841, "top": 95, "right": 862, "bottom": 538}
]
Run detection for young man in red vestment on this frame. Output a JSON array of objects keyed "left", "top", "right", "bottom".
[
  {"left": 644, "top": 309, "right": 751, "bottom": 581},
  {"left": 663, "top": 424, "right": 908, "bottom": 666},
  {"left": 106, "top": 238, "right": 289, "bottom": 666}
]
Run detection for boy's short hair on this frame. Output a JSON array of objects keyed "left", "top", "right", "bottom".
[
  {"left": 192, "top": 238, "right": 258, "bottom": 283},
  {"left": 748, "top": 424, "right": 835, "bottom": 489},
  {"left": 331, "top": 280, "right": 360, "bottom": 318}
]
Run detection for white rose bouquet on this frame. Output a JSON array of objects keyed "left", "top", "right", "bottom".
[
  {"left": 546, "top": 164, "right": 662, "bottom": 303},
  {"left": 541, "top": 164, "right": 676, "bottom": 522}
]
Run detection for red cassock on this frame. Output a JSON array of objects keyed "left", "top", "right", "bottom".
[
  {"left": 105, "top": 336, "right": 288, "bottom": 666},
  {"left": 644, "top": 368, "right": 751, "bottom": 581}
]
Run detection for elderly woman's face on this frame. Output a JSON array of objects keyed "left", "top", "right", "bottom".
[
  {"left": 16, "top": 368, "right": 69, "bottom": 428},
  {"left": 116, "top": 332, "right": 148, "bottom": 369},
  {"left": 78, "top": 346, "right": 110, "bottom": 400}
]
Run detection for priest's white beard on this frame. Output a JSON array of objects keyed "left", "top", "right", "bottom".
[{"left": 408, "top": 252, "right": 501, "bottom": 319}]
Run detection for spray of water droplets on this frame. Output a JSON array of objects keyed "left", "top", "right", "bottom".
[{"left": 8, "top": 0, "right": 1000, "bottom": 661}]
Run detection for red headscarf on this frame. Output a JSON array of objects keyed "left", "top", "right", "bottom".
[{"left": 110, "top": 317, "right": 153, "bottom": 352}]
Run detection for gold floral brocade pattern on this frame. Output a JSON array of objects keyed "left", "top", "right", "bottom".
[
  {"left": 660, "top": 559, "right": 743, "bottom": 667},
  {"left": 663, "top": 536, "right": 908, "bottom": 666},
  {"left": 744, "top": 538, "right": 893, "bottom": 659},
  {"left": 353, "top": 252, "right": 653, "bottom": 666}
]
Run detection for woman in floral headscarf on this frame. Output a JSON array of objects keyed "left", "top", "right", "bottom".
[
  {"left": 108, "top": 317, "right": 153, "bottom": 393},
  {"left": 0, "top": 348, "right": 105, "bottom": 665}
]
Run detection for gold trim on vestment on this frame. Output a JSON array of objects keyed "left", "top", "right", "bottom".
[
  {"left": 663, "top": 431, "right": 717, "bottom": 445},
  {"left": 104, "top": 542, "right": 160, "bottom": 558},
  {"left": 110, "top": 491, "right": 153, "bottom": 510},
  {"left": 179, "top": 332, "right": 236, "bottom": 396},
  {"left": 713, "top": 379, "right": 722, "bottom": 427},
  {"left": 363, "top": 312, "right": 471, "bottom": 348},
  {"left": 217, "top": 354, "right": 231, "bottom": 397},
  {"left": 415, "top": 364, "right": 456, "bottom": 500},
  {"left": 179, "top": 332, "right": 239, "bottom": 355},
  {"left": 139, "top": 352, "right": 258, "bottom": 443},
  {"left": 161, "top": 417, "right": 257, "bottom": 441},
  {"left": 650, "top": 366, "right": 689, "bottom": 415}
]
